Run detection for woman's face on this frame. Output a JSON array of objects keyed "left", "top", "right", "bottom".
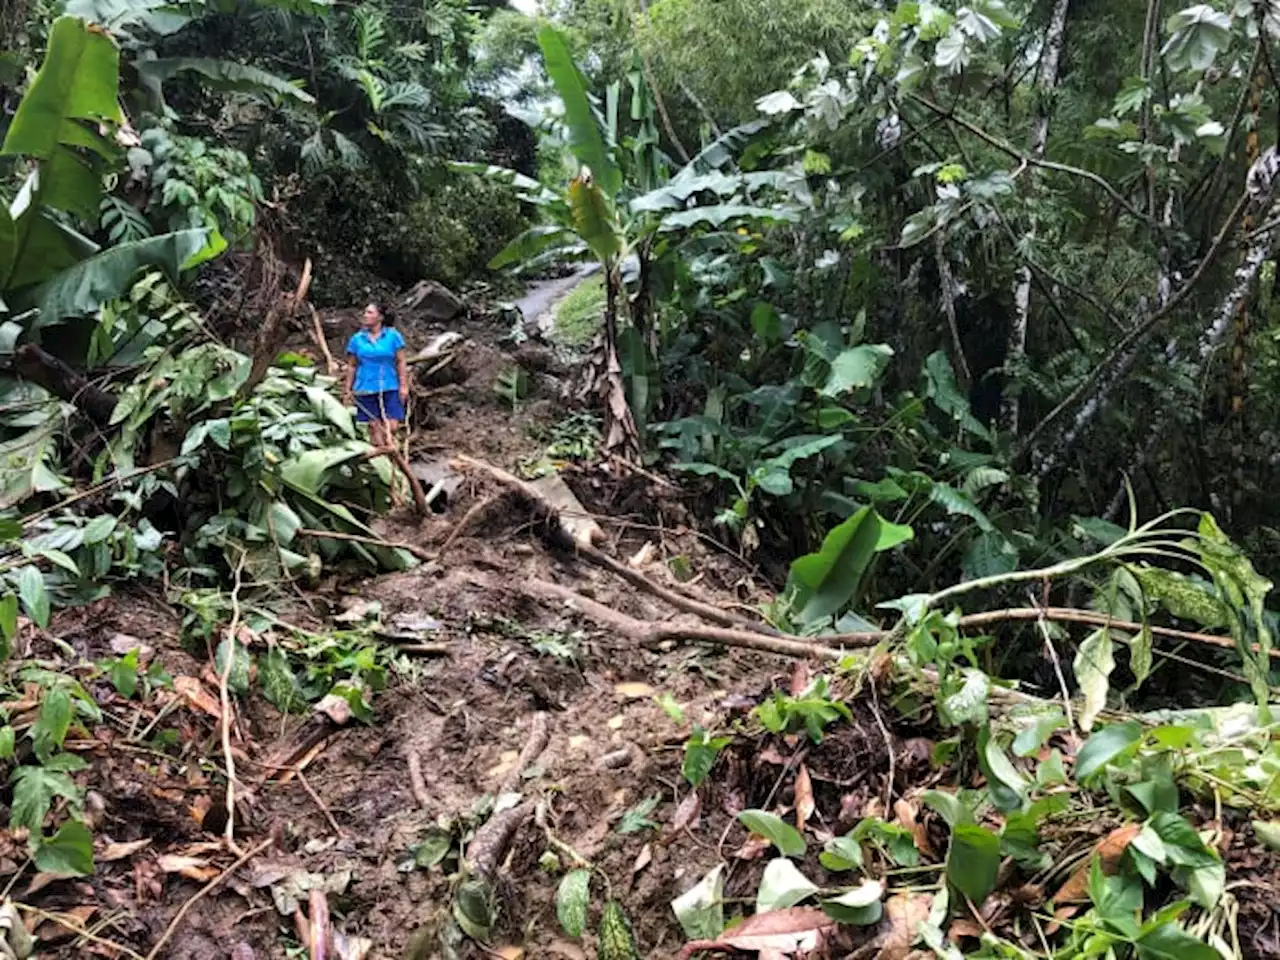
[{"left": 361, "top": 304, "right": 382, "bottom": 330}]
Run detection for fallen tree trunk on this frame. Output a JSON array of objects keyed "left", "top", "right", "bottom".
[{"left": 12, "top": 344, "right": 118, "bottom": 425}]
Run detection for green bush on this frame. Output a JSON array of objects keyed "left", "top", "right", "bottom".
[{"left": 390, "top": 172, "right": 530, "bottom": 290}]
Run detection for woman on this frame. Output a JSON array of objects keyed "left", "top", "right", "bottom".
[{"left": 343, "top": 303, "right": 409, "bottom": 448}]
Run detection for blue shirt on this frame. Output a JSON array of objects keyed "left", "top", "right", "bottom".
[{"left": 346, "top": 328, "right": 406, "bottom": 394}]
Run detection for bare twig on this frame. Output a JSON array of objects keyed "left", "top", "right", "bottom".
[
  {"left": 144, "top": 837, "right": 274, "bottom": 960},
  {"left": 297, "top": 770, "right": 342, "bottom": 834},
  {"left": 13, "top": 904, "right": 148, "bottom": 960},
  {"left": 296, "top": 527, "right": 432, "bottom": 562},
  {"left": 220, "top": 553, "right": 248, "bottom": 856},
  {"left": 438, "top": 493, "right": 499, "bottom": 554},
  {"left": 309, "top": 303, "right": 337, "bottom": 375},
  {"left": 308, "top": 889, "right": 331, "bottom": 960}
]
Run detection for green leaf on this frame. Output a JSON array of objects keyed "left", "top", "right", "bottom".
[
  {"left": 1131, "top": 567, "right": 1230, "bottom": 629},
  {"left": 756, "top": 857, "right": 819, "bottom": 912},
  {"left": 0, "top": 726, "right": 14, "bottom": 759},
  {"left": 683, "top": 726, "right": 731, "bottom": 787},
  {"left": 821, "top": 344, "right": 894, "bottom": 397},
  {"left": 1074, "top": 627, "right": 1115, "bottom": 732},
  {"left": 617, "top": 795, "right": 660, "bottom": 834},
  {"left": 1253, "top": 820, "right": 1280, "bottom": 851},
  {"left": 9, "top": 763, "right": 82, "bottom": 835},
  {"left": 655, "top": 693, "right": 685, "bottom": 724},
  {"left": 939, "top": 668, "right": 989, "bottom": 727},
  {"left": 31, "top": 684, "right": 72, "bottom": 762},
  {"left": 921, "top": 790, "right": 973, "bottom": 828},
  {"left": 738, "top": 810, "right": 806, "bottom": 857},
  {"left": 110, "top": 648, "right": 138, "bottom": 699},
  {"left": 305, "top": 386, "right": 355, "bottom": 438},
  {"left": 961, "top": 530, "right": 1017, "bottom": 581},
  {"left": 537, "top": 26, "right": 621, "bottom": 198},
  {"left": 923, "top": 351, "right": 991, "bottom": 440},
  {"left": 0, "top": 594, "right": 16, "bottom": 658},
  {"left": 34, "top": 818, "right": 94, "bottom": 875},
  {"left": 413, "top": 828, "right": 452, "bottom": 868},
  {"left": 947, "top": 824, "right": 1000, "bottom": 904},
  {"left": 1129, "top": 623, "right": 1154, "bottom": 688},
  {"left": 785, "top": 508, "right": 912, "bottom": 623},
  {"left": 21, "top": 230, "right": 212, "bottom": 329},
  {"left": 17, "top": 565, "right": 49, "bottom": 629},
  {"left": 671, "top": 864, "right": 724, "bottom": 940},
  {"left": 260, "top": 646, "right": 305, "bottom": 713},
  {"left": 1161, "top": 5, "right": 1232, "bottom": 73},
  {"left": 269, "top": 501, "right": 303, "bottom": 546},
  {"left": 1013, "top": 710, "right": 1066, "bottom": 757},
  {"left": 1075, "top": 721, "right": 1143, "bottom": 781},
  {"left": 137, "top": 58, "right": 314, "bottom": 103},
  {"left": 215, "top": 637, "right": 251, "bottom": 697},
  {"left": 487, "top": 226, "right": 576, "bottom": 271},
  {"left": 819, "top": 834, "right": 864, "bottom": 871},
  {"left": 978, "top": 726, "right": 1028, "bottom": 811},
  {"left": 1135, "top": 922, "right": 1220, "bottom": 960},
  {"left": 820, "top": 879, "right": 885, "bottom": 925},
  {"left": 556, "top": 868, "right": 591, "bottom": 937}
]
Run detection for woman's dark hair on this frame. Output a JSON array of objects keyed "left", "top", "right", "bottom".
[{"left": 369, "top": 302, "right": 397, "bottom": 328}]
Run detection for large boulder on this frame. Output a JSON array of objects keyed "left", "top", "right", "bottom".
[{"left": 401, "top": 280, "right": 463, "bottom": 322}]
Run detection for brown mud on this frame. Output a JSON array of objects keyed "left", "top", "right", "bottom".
[{"left": 8, "top": 302, "right": 1280, "bottom": 960}]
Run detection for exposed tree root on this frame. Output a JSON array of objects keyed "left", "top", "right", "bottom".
[
  {"left": 467, "top": 802, "right": 534, "bottom": 885},
  {"left": 407, "top": 748, "right": 431, "bottom": 810},
  {"left": 500, "top": 711, "right": 550, "bottom": 795}
]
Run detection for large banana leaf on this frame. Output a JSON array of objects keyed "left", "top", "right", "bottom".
[
  {"left": 537, "top": 26, "right": 621, "bottom": 200},
  {"left": 138, "top": 58, "right": 315, "bottom": 103},
  {"left": 2, "top": 17, "right": 122, "bottom": 226},
  {"left": 630, "top": 171, "right": 800, "bottom": 214},
  {"left": 673, "top": 119, "right": 772, "bottom": 180},
  {"left": 447, "top": 161, "right": 562, "bottom": 207},
  {"left": 1, "top": 18, "right": 122, "bottom": 160},
  {"left": 64, "top": 0, "right": 196, "bottom": 35},
  {"left": 568, "top": 177, "right": 620, "bottom": 262},
  {"left": 16, "top": 229, "right": 211, "bottom": 329},
  {"left": 488, "top": 226, "right": 577, "bottom": 270},
  {"left": 658, "top": 204, "right": 801, "bottom": 231}
]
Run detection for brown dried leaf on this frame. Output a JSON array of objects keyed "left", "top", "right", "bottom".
[
  {"left": 789, "top": 662, "right": 811, "bottom": 697},
  {"left": 157, "top": 854, "right": 219, "bottom": 882},
  {"left": 1052, "top": 823, "right": 1142, "bottom": 904},
  {"left": 794, "top": 765, "right": 815, "bottom": 835},
  {"left": 733, "top": 832, "right": 772, "bottom": 861},
  {"left": 631, "top": 843, "right": 652, "bottom": 878},
  {"left": 100, "top": 839, "right": 152, "bottom": 862},
  {"left": 947, "top": 919, "right": 983, "bottom": 942},
  {"left": 876, "top": 894, "right": 932, "bottom": 960},
  {"left": 24, "top": 872, "right": 72, "bottom": 896},
  {"left": 173, "top": 676, "right": 221, "bottom": 719},
  {"left": 661, "top": 791, "right": 702, "bottom": 846},
  {"left": 677, "top": 907, "right": 834, "bottom": 960}
]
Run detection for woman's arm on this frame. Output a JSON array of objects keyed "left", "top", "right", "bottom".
[
  {"left": 343, "top": 357, "right": 356, "bottom": 400},
  {"left": 396, "top": 349, "right": 409, "bottom": 401}
]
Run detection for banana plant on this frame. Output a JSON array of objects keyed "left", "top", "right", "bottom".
[{"left": 459, "top": 26, "right": 805, "bottom": 460}]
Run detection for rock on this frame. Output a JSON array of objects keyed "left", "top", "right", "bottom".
[{"left": 402, "top": 281, "right": 463, "bottom": 321}]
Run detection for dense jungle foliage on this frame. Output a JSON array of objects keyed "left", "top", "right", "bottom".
[{"left": 4, "top": 0, "right": 1280, "bottom": 958}]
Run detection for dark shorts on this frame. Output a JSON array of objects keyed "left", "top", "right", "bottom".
[{"left": 354, "top": 390, "right": 404, "bottom": 423}]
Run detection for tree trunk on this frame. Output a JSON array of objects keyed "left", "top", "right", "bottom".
[
  {"left": 12, "top": 344, "right": 119, "bottom": 425},
  {"left": 1001, "top": 0, "right": 1072, "bottom": 435},
  {"left": 601, "top": 263, "right": 642, "bottom": 463}
]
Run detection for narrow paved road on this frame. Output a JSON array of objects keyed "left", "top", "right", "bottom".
[{"left": 512, "top": 263, "right": 598, "bottom": 335}]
